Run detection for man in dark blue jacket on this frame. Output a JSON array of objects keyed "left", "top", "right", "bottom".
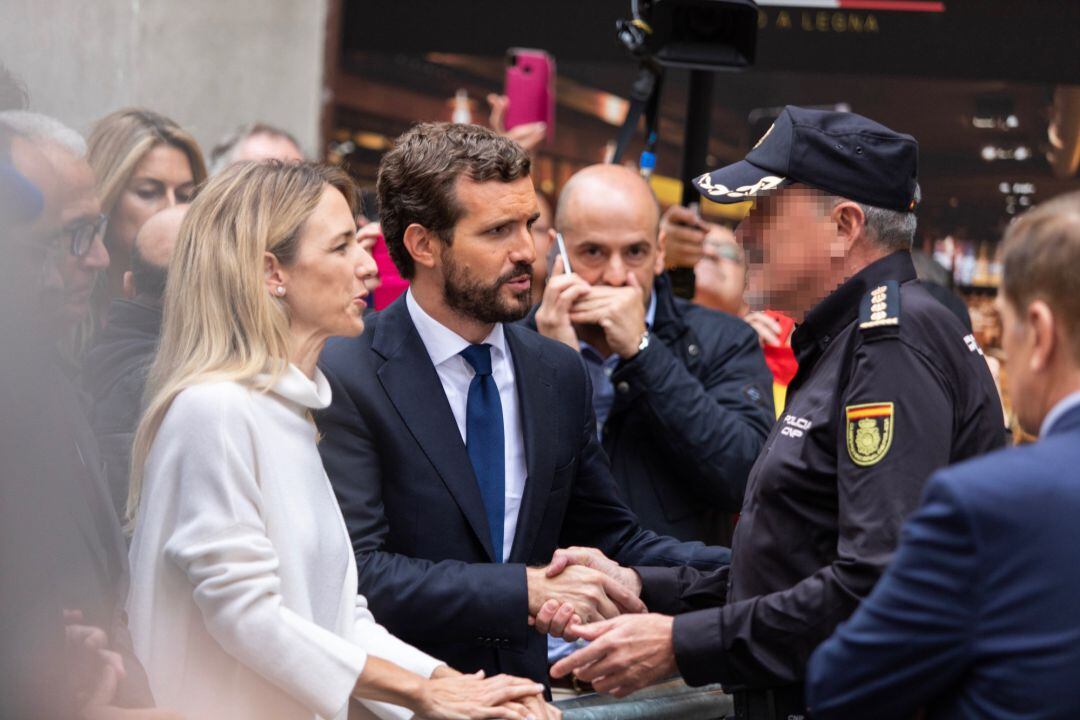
[
  {"left": 806, "top": 191, "right": 1080, "bottom": 720},
  {"left": 317, "top": 123, "right": 728, "bottom": 688},
  {"left": 531, "top": 164, "right": 773, "bottom": 545}
]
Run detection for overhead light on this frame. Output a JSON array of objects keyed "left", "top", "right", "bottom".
[
  {"left": 1019, "top": 196, "right": 1032, "bottom": 207},
  {"left": 982, "top": 145, "right": 998, "bottom": 161},
  {"left": 1013, "top": 145, "right": 1031, "bottom": 161},
  {"left": 999, "top": 182, "right": 1010, "bottom": 194},
  {"left": 1005, "top": 114, "right": 1020, "bottom": 129}
]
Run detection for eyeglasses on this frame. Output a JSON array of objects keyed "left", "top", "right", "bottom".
[{"left": 65, "top": 213, "right": 108, "bottom": 257}]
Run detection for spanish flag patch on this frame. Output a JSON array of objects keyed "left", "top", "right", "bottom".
[{"left": 846, "top": 402, "right": 894, "bottom": 467}]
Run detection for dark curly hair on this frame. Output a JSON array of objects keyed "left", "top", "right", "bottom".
[{"left": 376, "top": 122, "right": 531, "bottom": 279}]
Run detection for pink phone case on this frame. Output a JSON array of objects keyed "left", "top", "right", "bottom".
[{"left": 504, "top": 48, "right": 555, "bottom": 142}]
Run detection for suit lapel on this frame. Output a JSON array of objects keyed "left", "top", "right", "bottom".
[
  {"left": 505, "top": 326, "right": 557, "bottom": 564},
  {"left": 372, "top": 299, "right": 496, "bottom": 561}
]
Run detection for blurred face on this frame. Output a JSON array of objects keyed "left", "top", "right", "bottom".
[
  {"left": 438, "top": 175, "right": 537, "bottom": 323},
  {"left": 736, "top": 186, "right": 841, "bottom": 317},
  {"left": 561, "top": 194, "right": 662, "bottom": 307},
  {"left": 233, "top": 133, "right": 304, "bottom": 164},
  {"left": 38, "top": 145, "right": 108, "bottom": 329},
  {"left": 279, "top": 185, "right": 375, "bottom": 339},
  {"left": 106, "top": 143, "right": 195, "bottom": 259}
]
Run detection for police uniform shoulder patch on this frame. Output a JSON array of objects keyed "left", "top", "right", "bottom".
[
  {"left": 859, "top": 281, "right": 900, "bottom": 331},
  {"left": 846, "top": 402, "right": 894, "bottom": 466}
]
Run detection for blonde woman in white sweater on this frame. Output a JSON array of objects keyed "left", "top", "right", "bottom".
[{"left": 125, "top": 161, "right": 551, "bottom": 720}]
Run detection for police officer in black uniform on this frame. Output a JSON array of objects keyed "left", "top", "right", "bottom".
[{"left": 547, "top": 107, "right": 1006, "bottom": 719}]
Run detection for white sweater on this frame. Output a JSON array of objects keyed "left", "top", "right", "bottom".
[{"left": 127, "top": 365, "right": 442, "bottom": 720}]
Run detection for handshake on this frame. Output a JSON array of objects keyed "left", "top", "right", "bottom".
[
  {"left": 526, "top": 549, "right": 680, "bottom": 698},
  {"left": 526, "top": 547, "right": 644, "bottom": 639}
]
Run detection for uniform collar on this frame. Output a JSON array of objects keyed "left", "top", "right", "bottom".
[{"left": 793, "top": 251, "right": 917, "bottom": 365}]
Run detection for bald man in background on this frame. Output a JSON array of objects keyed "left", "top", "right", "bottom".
[
  {"left": 84, "top": 205, "right": 187, "bottom": 517},
  {"left": 532, "top": 164, "right": 773, "bottom": 548}
]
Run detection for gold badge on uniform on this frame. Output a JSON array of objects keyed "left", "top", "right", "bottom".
[{"left": 845, "top": 402, "right": 894, "bottom": 467}]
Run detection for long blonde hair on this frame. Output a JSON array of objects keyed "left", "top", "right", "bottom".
[
  {"left": 87, "top": 108, "right": 208, "bottom": 222},
  {"left": 126, "top": 161, "right": 358, "bottom": 527}
]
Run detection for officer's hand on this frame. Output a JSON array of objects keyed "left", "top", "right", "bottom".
[
  {"left": 549, "top": 614, "right": 677, "bottom": 697},
  {"left": 567, "top": 275, "right": 647, "bottom": 358},
  {"left": 659, "top": 205, "right": 709, "bottom": 269},
  {"left": 535, "top": 256, "right": 591, "bottom": 351}
]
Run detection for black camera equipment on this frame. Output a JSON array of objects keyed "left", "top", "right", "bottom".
[
  {"left": 611, "top": 0, "right": 757, "bottom": 165},
  {"left": 611, "top": 0, "right": 758, "bottom": 297}
]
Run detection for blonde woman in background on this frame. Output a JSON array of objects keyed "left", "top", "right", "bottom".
[
  {"left": 86, "top": 108, "right": 206, "bottom": 321},
  {"left": 125, "top": 161, "right": 552, "bottom": 720}
]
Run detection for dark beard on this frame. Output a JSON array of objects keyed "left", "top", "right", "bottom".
[{"left": 443, "top": 252, "right": 533, "bottom": 324}]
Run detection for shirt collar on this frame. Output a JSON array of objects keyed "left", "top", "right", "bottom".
[
  {"left": 793, "top": 251, "right": 917, "bottom": 364},
  {"left": 405, "top": 288, "right": 507, "bottom": 367},
  {"left": 1039, "top": 390, "right": 1080, "bottom": 437}
]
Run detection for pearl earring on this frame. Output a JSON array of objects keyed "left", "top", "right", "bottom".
[{"left": 276, "top": 286, "right": 286, "bottom": 296}]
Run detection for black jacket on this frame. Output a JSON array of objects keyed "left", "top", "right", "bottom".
[
  {"left": 526, "top": 274, "right": 775, "bottom": 544},
  {"left": 83, "top": 298, "right": 162, "bottom": 517},
  {"left": 316, "top": 295, "right": 728, "bottom": 686},
  {"left": 637, "top": 251, "right": 1006, "bottom": 693}
]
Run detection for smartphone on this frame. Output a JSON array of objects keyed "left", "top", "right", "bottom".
[
  {"left": 554, "top": 232, "right": 573, "bottom": 274},
  {"left": 504, "top": 48, "right": 555, "bottom": 142}
]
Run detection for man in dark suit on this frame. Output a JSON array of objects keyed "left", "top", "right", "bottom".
[
  {"left": 806, "top": 191, "right": 1080, "bottom": 720},
  {"left": 317, "top": 122, "right": 727, "bottom": 686},
  {"left": 531, "top": 164, "right": 773, "bottom": 546}
]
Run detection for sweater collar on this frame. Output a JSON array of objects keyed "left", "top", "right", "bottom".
[{"left": 260, "top": 363, "right": 332, "bottom": 410}]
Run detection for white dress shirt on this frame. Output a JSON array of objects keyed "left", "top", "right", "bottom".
[
  {"left": 127, "top": 365, "right": 442, "bottom": 720},
  {"left": 406, "top": 289, "right": 527, "bottom": 562}
]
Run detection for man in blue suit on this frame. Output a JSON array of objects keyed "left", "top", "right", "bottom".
[
  {"left": 806, "top": 190, "right": 1080, "bottom": 719},
  {"left": 317, "top": 122, "right": 727, "bottom": 687}
]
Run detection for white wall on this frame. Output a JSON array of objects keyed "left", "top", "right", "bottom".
[{"left": 1, "top": 0, "right": 329, "bottom": 159}]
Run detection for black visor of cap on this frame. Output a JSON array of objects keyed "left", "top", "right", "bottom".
[{"left": 693, "top": 106, "right": 919, "bottom": 212}]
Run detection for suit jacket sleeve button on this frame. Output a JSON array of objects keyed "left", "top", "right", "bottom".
[{"left": 616, "top": 381, "right": 630, "bottom": 394}]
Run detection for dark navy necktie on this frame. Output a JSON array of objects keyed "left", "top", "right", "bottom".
[{"left": 460, "top": 343, "right": 506, "bottom": 562}]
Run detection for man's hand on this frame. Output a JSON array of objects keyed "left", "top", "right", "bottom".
[
  {"left": 526, "top": 563, "right": 646, "bottom": 635},
  {"left": 534, "top": 256, "right": 590, "bottom": 350},
  {"left": 659, "top": 205, "right": 710, "bottom": 269},
  {"left": 549, "top": 615, "right": 677, "bottom": 698},
  {"left": 744, "top": 311, "right": 784, "bottom": 348},
  {"left": 530, "top": 551, "right": 646, "bottom": 639},
  {"left": 567, "top": 275, "right": 647, "bottom": 358},
  {"left": 546, "top": 547, "right": 642, "bottom": 599}
]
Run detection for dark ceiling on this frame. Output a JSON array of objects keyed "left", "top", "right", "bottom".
[{"left": 336, "top": 1, "right": 1080, "bottom": 239}]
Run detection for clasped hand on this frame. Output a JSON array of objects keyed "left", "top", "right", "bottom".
[
  {"left": 530, "top": 549, "right": 680, "bottom": 698},
  {"left": 534, "top": 258, "right": 647, "bottom": 358}
]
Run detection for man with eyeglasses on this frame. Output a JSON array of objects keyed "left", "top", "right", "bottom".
[{"left": 0, "top": 111, "right": 162, "bottom": 717}]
